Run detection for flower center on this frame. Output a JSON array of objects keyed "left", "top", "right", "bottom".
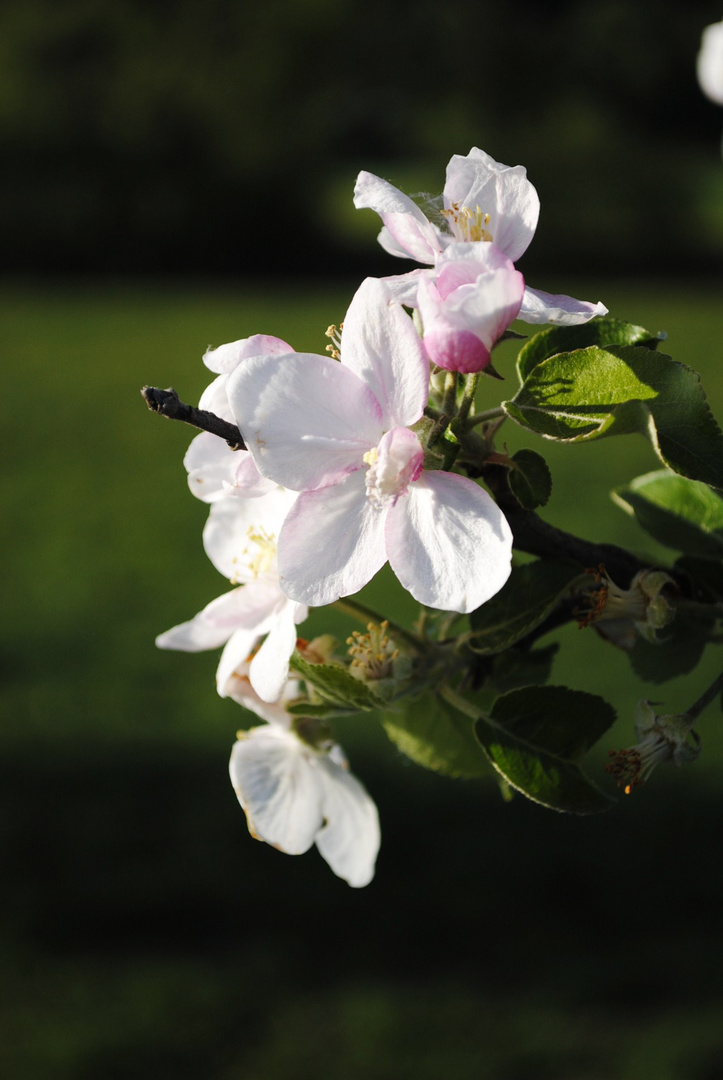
[
  {"left": 232, "top": 525, "right": 277, "bottom": 582},
  {"left": 441, "top": 202, "right": 493, "bottom": 243},
  {"left": 363, "top": 427, "right": 424, "bottom": 508}
]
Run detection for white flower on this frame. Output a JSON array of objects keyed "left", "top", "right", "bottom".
[
  {"left": 226, "top": 669, "right": 380, "bottom": 887},
  {"left": 227, "top": 278, "right": 513, "bottom": 613},
  {"left": 156, "top": 488, "right": 307, "bottom": 703},
  {"left": 354, "top": 147, "right": 607, "bottom": 326}
]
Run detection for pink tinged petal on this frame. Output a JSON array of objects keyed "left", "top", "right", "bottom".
[
  {"left": 314, "top": 755, "right": 381, "bottom": 887},
  {"left": 519, "top": 287, "right": 608, "bottom": 326},
  {"left": 277, "top": 473, "right": 388, "bottom": 607},
  {"left": 227, "top": 352, "right": 384, "bottom": 492},
  {"left": 229, "top": 729, "right": 325, "bottom": 854},
  {"left": 377, "top": 267, "right": 432, "bottom": 307},
  {"left": 155, "top": 586, "right": 266, "bottom": 652},
  {"left": 443, "top": 148, "right": 540, "bottom": 262},
  {"left": 386, "top": 470, "right": 513, "bottom": 613},
  {"left": 249, "top": 601, "right": 303, "bottom": 704},
  {"left": 204, "top": 334, "right": 293, "bottom": 374},
  {"left": 423, "top": 326, "right": 491, "bottom": 374},
  {"left": 353, "top": 171, "right": 442, "bottom": 264},
  {"left": 184, "top": 433, "right": 272, "bottom": 502},
  {"left": 365, "top": 427, "right": 423, "bottom": 506},
  {"left": 340, "top": 278, "right": 429, "bottom": 428}
]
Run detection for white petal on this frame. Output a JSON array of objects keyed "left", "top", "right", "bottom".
[
  {"left": 155, "top": 586, "right": 261, "bottom": 652},
  {"left": 519, "top": 286, "right": 608, "bottom": 326},
  {"left": 698, "top": 21, "right": 723, "bottom": 105},
  {"left": 204, "top": 335, "right": 292, "bottom": 374},
  {"left": 228, "top": 352, "right": 384, "bottom": 491},
  {"left": 277, "top": 473, "right": 388, "bottom": 606},
  {"left": 216, "top": 626, "right": 265, "bottom": 697},
  {"left": 386, "top": 471, "right": 512, "bottom": 612},
  {"left": 198, "top": 373, "right": 233, "bottom": 418},
  {"left": 184, "top": 433, "right": 269, "bottom": 503},
  {"left": 314, "top": 753, "right": 381, "bottom": 887},
  {"left": 229, "top": 728, "right": 324, "bottom": 854},
  {"left": 353, "top": 171, "right": 442, "bottom": 264},
  {"left": 248, "top": 601, "right": 304, "bottom": 703},
  {"left": 202, "top": 490, "right": 295, "bottom": 581},
  {"left": 443, "top": 148, "right": 540, "bottom": 262},
  {"left": 340, "top": 278, "right": 429, "bottom": 428}
]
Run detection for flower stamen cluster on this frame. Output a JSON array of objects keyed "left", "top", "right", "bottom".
[{"left": 605, "top": 701, "right": 701, "bottom": 794}]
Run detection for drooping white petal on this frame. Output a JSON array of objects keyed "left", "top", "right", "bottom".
[
  {"left": 248, "top": 600, "right": 305, "bottom": 703},
  {"left": 443, "top": 148, "right": 540, "bottom": 263},
  {"left": 519, "top": 286, "right": 608, "bottom": 326},
  {"left": 340, "top": 278, "right": 429, "bottom": 429},
  {"left": 386, "top": 470, "right": 512, "bottom": 612},
  {"left": 277, "top": 473, "right": 388, "bottom": 606},
  {"left": 229, "top": 728, "right": 325, "bottom": 854},
  {"left": 203, "top": 334, "right": 293, "bottom": 374},
  {"left": 228, "top": 352, "right": 384, "bottom": 491},
  {"left": 353, "top": 171, "right": 442, "bottom": 264},
  {"left": 314, "top": 755, "right": 381, "bottom": 887}
]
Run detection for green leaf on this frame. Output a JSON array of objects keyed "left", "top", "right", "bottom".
[
  {"left": 289, "top": 652, "right": 383, "bottom": 711},
  {"left": 468, "top": 559, "right": 583, "bottom": 655},
  {"left": 517, "top": 316, "right": 662, "bottom": 382},
  {"left": 488, "top": 643, "right": 559, "bottom": 694},
  {"left": 474, "top": 686, "right": 617, "bottom": 814},
  {"left": 613, "top": 470, "right": 723, "bottom": 557},
  {"left": 628, "top": 605, "right": 716, "bottom": 683},
  {"left": 508, "top": 448, "right": 552, "bottom": 509},
  {"left": 504, "top": 345, "right": 723, "bottom": 489},
  {"left": 382, "top": 692, "right": 491, "bottom": 778}
]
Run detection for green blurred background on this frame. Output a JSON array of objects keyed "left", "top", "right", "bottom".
[{"left": 4, "top": 3, "right": 723, "bottom": 1078}]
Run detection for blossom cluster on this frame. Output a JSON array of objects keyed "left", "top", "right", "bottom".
[{"left": 156, "top": 148, "right": 607, "bottom": 885}]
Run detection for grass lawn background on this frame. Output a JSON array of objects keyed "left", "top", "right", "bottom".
[{"left": 3, "top": 278, "right": 723, "bottom": 1079}]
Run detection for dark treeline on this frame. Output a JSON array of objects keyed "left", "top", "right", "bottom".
[{"left": 2, "top": 0, "right": 723, "bottom": 278}]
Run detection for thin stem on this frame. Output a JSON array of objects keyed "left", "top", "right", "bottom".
[
  {"left": 466, "top": 407, "right": 506, "bottom": 428},
  {"left": 438, "top": 683, "right": 484, "bottom": 721},
  {"left": 686, "top": 670, "right": 723, "bottom": 723},
  {"left": 332, "top": 597, "right": 422, "bottom": 653},
  {"left": 456, "top": 373, "right": 479, "bottom": 426},
  {"left": 442, "top": 371, "right": 458, "bottom": 417},
  {"left": 141, "top": 387, "right": 246, "bottom": 449}
]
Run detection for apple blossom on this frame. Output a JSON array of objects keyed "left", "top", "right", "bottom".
[
  {"left": 156, "top": 488, "right": 307, "bottom": 703},
  {"left": 227, "top": 277, "right": 513, "bottom": 612},
  {"left": 697, "top": 19, "right": 723, "bottom": 105},
  {"left": 354, "top": 147, "right": 607, "bottom": 327},
  {"left": 605, "top": 701, "right": 700, "bottom": 794},
  {"left": 226, "top": 667, "right": 381, "bottom": 887}
]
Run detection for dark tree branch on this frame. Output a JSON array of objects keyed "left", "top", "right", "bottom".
[{"left": 141, "top": 387, "right": 246, "bottom": 450}]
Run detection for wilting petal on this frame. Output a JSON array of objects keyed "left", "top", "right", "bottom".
[
  {"left": 386, "top": 470, "right": 512, "bottom": 612},
  {"left": 340, "top": 278, "right": 429, "bottom": 429},
  {"left": 314, "top": 754, "right": 381, "bottom": 887},
  {"left": 228, "top": 352, "right": 383, "bottom": 491},
  {"left": 277, "top": 473, "right": 388, "bottom": 606},
  {"left": 229, "top": 728, "right": 325, "bottom": 854},
  {"left": 354, "top": 171, "right": 442, "bottom": 264},
  {"left": 519, "top": 286, "right": 608, "bottom": 325}
]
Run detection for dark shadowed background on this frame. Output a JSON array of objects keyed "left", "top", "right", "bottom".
[{"left": 3, "top": 3, "right": 723, "bottom": 1078}]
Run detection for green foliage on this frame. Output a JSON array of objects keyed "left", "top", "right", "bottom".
[
  {"left": 289, "top": 651, "right": 385, "bottom": 713},
  {"left": 382, "top": 692, "right": 491, "bottom": 779},
  {"left": 468, "top": 560, "right": 584, "bottom": 655},
  {"left": 474, "top": 687, "right": 617, "bottom": 814},
  {"left": 505, "top": 345, "right": 723, "bottom": 489},
  {"left": 516, "top": 316, "right": 662, "bottom": 382},
  {"left": 508, "top": 448, "right": 552, "bottom": 509},
  {"left": 613, "top": 470, "right": 723, "bottom": 557}
]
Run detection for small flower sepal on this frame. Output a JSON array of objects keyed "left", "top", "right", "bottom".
[
  {"left": 605, "top": 700, "right": 701, "bottom": 794},
  {"left": 577, "top": 567, "right": 676, "bottom": 650}
]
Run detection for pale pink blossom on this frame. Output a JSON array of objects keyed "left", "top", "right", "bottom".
[
  {"left": 354, "top": 147, "right": 607, "bottom": 327},
  {"left": 227, "top": 278, "right": 513, "bottom": 613}
]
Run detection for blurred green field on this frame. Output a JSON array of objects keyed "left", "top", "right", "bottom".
[{"left": 3, "top": 279, "right": 723, "bottom": 1080}]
